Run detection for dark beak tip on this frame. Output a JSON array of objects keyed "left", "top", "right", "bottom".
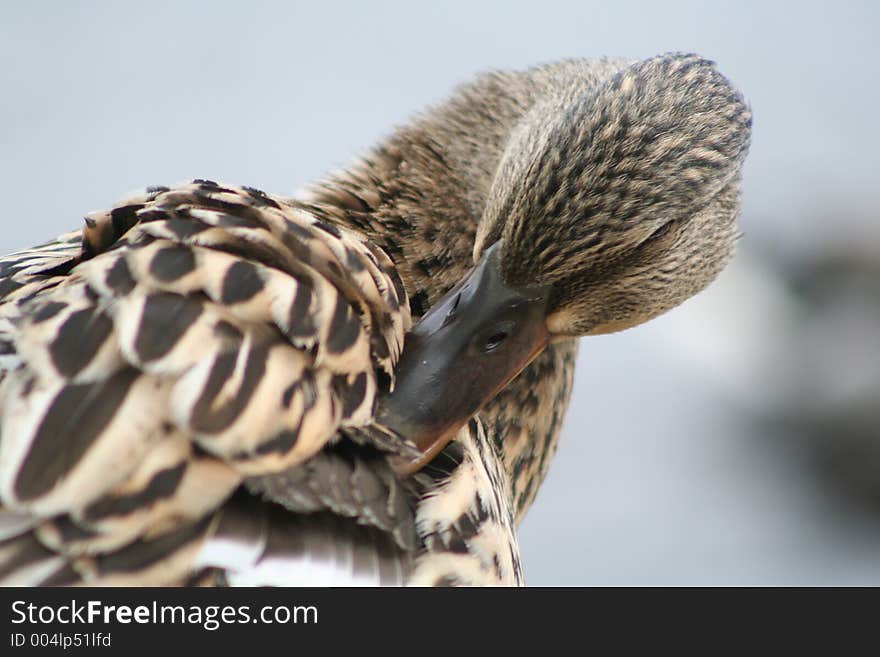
[{"left": 375, "top": 240, "right": 552, "bottom": 475}]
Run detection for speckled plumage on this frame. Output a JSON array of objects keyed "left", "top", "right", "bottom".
[
  {"left": 0, "top": 181, "right": 416, "bottom": 584},
  {"left": 0, "top": 52, "right": 750, "bottom": 586}
]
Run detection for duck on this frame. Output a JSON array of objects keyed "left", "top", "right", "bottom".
[{"left": 0, "top": 52, "right": 751, "bottom": 586}]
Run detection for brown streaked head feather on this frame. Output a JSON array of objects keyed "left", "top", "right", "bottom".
[{"left": 475, "top": 53, "right": 752, "bottom": 336}]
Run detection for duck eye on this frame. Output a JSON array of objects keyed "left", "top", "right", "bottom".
[{"left": 649, "top": 221, "right": 672, "bottom": 241}]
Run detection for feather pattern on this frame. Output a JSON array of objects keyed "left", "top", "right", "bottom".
[
  {"left": 0, "top": 180, "right": 418, "bottom": 584},
  {"left": 0, "top": 53, "right": 746, "bottom": 586}
]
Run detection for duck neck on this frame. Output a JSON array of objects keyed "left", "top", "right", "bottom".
[{"left": 300, "top": 61, "right": 623, "bottom": 520}]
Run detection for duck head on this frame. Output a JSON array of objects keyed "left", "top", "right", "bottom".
[{"left": 378, "top": 53, "right": 752, "bottom": 473}]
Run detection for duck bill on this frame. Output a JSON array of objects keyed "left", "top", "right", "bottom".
[{"left": 377, "top": 242, "right": 551, "bottom": 475}]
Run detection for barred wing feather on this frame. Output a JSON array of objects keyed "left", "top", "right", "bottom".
[{"left": 0, "top": 180, "right": 413, "bottom": 585}]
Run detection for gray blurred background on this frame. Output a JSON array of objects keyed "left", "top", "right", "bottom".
[{"left": 2, "top": 1, "right": 878, "bottom": 585}]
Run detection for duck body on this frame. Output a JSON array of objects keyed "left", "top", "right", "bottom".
[
  {"left": 0, "top": 181, "right": 529, "bottom": 586},
  {"left": 0, "top": 52, "right": 750, "bottom": 586}
]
